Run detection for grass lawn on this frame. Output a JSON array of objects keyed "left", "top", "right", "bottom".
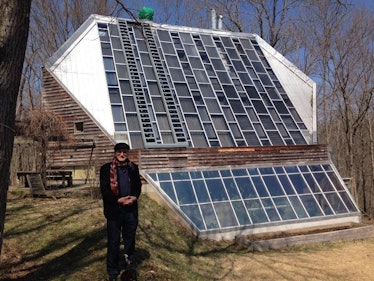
[{"left": 1, "top": 191, "right": 374, "bottom": 281}]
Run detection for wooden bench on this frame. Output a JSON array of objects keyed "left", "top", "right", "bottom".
[
  {"left": 17, "top": 171, "right": 41, "bottom": 187},
  {"left": 26, "top": 173, "right": 56, "bottom": 198},
  {"left": 46, "top": 170, "right": 73, "bottom": 187}
]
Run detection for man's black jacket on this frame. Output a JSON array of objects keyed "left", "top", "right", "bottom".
[{"left": 100, "top": 161, "right": 142, "bottom": 219}]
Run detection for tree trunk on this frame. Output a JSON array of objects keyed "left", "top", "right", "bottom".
[{"left": 0, "top": 0, "right": 31, "bottom": 256}]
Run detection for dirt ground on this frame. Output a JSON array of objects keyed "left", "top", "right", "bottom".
[
  {"left": 3, "top": 237, "right": 374, "bottom": 280},
  {"left": 216, "top": 237, "right": 374, "bottom": 280}
]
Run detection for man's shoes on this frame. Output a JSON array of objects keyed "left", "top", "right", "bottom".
[{"left": 120, "top": 268, "right": 138, "bottom": 281}]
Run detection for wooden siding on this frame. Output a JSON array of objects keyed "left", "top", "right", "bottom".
[
  {"left": 133, "top": 145, "right": 330, "bottom": 171},
  {"left": 42, "top": 68, "right": 115, "bottom": 180},
  {"left": 42, "top": 68, "right": 330, "bottom": 183}
]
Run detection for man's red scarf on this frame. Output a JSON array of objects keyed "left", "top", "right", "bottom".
[{"left": 110, "top": 157, "right": 129, "bottom": 196}]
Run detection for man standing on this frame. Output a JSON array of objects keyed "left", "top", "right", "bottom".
[{"left": 100, "top": 143, "right": 142, "bottom": 281}]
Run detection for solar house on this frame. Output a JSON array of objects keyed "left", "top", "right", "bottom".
[{"left": 43, "top": 14, "right": 361, "bottom": 240}]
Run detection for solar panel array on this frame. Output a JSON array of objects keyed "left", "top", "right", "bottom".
[{"left": 98, "top": 20, "right": 308, "bottom": 149}]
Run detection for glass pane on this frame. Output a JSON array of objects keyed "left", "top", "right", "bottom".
[
  {"left": 303, "top": 173, "right": 321, "bottom": 193},
  {"left": 109, "top": 88, "right": 121, "bottom": 103},
  {"left": 314, "top": 194, "right": 334, "bottom": 215},
  {"left": 214, "top": 202, "right": 238, "bottom": 227},
  {"left": 299, "top": 195, "right": 323, "bottom": 217},
  {"left": 111, "top": 105, "right": 124, "bottom": 122},
  {"left": 244, "top": 199, "right": 268, "bottom": 223},
  {"left": 325, "top": 192, "right": 348, "bottom": 214},
  {"left": 339, "top": 192, "right": 358, "bottom": 212},
  {"left": 161, "top": 42, "right": 175, "bottom": 54},
  {"left": 203, "top": 170, "right": 219, "bottom": 178},
  {"left": 201, "top": 203, "right": 219, "bottom": 229},
  {"left": 232, "top": 201, "right": 251, "bottom": 225},
  {"left": 159, "top": 181, "right": 177, "bottom": 203},
  {"left": 106, "top": 72, "right": 118, "bottom": 86},
  {"left": 158, "top": 173, "right": 171, "bottom": 181},
  {"left": 251, "top": 176, "right": 269, "bottom": 197},
  {"left": 101, "top": 42, "right": 112, "bottom": 56},
  {"left": 289, "top": 174, "right": 311, "bottom": 194},
  {"left": 223, "top": 178, "right": 241, "bottom": 200},
  {"left": 171, "top": 172, "right": 190, "bottom": 180},
  {"left": 174, "top": 180, "right": 196, "bottom": 205},
  {"left": 206, "top": 179, "right": 228, "bottom": 201},
  {"left": 262, "top": 198, "right": 280, "bottom": 222},
  {"left": 104, "top": 57, "right": 115, "bottom": 70},
  {"left": 235, "top": 177, "right": 257, "bottom": 199},
  {"left": 185, "top": 114, "right": 203, "bottom": 130},
  {"left": 263, "top": 176, "right": 285, "bottom": 196},
  {"left": 190, "top": 171, "right": 203, "bottom": 179},
  {"left": 289, "top": 196, "right": 308, "bottom": 218},
  {"left": 193, "top": 180, "right": 210, "bottom": 203},
  {"left": 278, "top": 175, "right": 295, "bottom": 195},
  {"left": 126, "top": 114, "right": 141, "bottom": 130},
  {"left": 327, "top": 172, "right": 345, "bottom": 191},
  {"left": 273, "top": 197, "right": 297, "bottom": 220},
  {"left": 111, "top": 37, "right": 122, "bottom": 49},
  {"left": 180, "top": 32, "right": 193, "bottom": 43},
  {"left": 313, "top": 173, "right": 335, "bottom": 192},
  {"left": 157, "top": 29, "right": 171, "bottom": 41},
  {"left": 113, "top": 50, "right": 125, "bottom": 63},
  {"left": 170, "top": 68, "right": 185, "bottom": 81},
  {"left": 181, "top": 205, "right": 205, "bottom": 230}
]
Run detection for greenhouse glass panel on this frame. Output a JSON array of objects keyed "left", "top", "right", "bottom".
[
  {"left": 159, "top": 181, "right": 177, "bottom": 204},
  {"left": 235, "top": 177, "right": 257, "bottom": 199},
  {"left": 325, "top": 193, "right": 348, "bottom": 214},
  {"left": 193, "top": 180, "right": 210, "bottom": 203},
  {"left": 299, "top": 195, "right": 323, "bottom": 217},
  {"left": 206, "top": 179, "right": 228, "bottom": 201},
  {"left": 214, "top": 202, "right": 238, "bottom": 227},
  {"left": 273, "top": 197, "right": 297, "bottom": 220},
  {"left": 314, "top": 194, "right": 334, "bottom": 215},
  {"left": 245, "top": 199, "right": 268, "bottom": 224},
  {"left": 262, "top": 198, "right": 281, "bottom": 222},
  {"left": 181, "top": 205, "right": 204, "bottom": 229},
  {"left": 145, "top": 163, "right": 359, "bottom": 234},
  {"left": 174, "top": 180, "right": 196, "bottom": 205},
  {"left": 201, "top": 203, "right": 219, "bottom": 229},
  {"left": 232, "top": 201, "right": 251, "bottom": 225}
]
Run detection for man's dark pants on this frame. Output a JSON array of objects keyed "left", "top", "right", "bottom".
[{"left": 106, "top": 209, "right": 138, "bottom": 277}]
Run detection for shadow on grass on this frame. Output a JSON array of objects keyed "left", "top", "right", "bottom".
[
  {"left": 2, "top": 199, "right": 151, "bottom": 281},
  {"left": 3, "top": 228, "right": 151, "bottom": 281}
]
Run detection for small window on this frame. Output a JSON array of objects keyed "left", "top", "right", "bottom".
[{"left": 75, "top": 122, "right": 84, "bottom": 133}]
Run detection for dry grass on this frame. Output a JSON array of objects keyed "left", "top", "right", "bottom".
[{"left": 1, "top": 191, "right": 374, "bottom": 281}]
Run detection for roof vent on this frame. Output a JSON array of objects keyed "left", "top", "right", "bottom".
[
  {"left": 211, "top": 9, "right": 217, "bottom": 29},
  {"left": 139, "top": 6, "right": 154, "bottom": 20}
]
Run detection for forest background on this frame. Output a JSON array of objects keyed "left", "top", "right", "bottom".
[{"left": 18, "top": 0, "right": 373, "bottom": 215}]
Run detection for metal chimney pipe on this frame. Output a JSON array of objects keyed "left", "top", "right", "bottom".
[
  {"left": 218, "top": 15, "right": 223, "bottom": 30},
  {"left": 211, "top": 9, "right": 217, "bottom": 29}
]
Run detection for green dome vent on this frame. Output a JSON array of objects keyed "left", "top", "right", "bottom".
[{"left": 139, "top": 7, "right": 154, "bottom": 20}]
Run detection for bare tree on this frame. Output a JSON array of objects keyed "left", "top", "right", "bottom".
[
  {"left": 17, "top": 0, "right": 118, "bottom": 117},
  {"left": 199, "top": 0, "right": 300, "bottom": 55},
  {"left": 325, "top": 9, "right": 373, "bottom": 204},
  {"left": 0, "top": 0, "right": 32, "bottom": 256},
  {"left": 295, "top": 1, "right": 374, "bottom": 210},
  {"left": 23, "top": 107, "right": 71, "bottom": 187}
]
